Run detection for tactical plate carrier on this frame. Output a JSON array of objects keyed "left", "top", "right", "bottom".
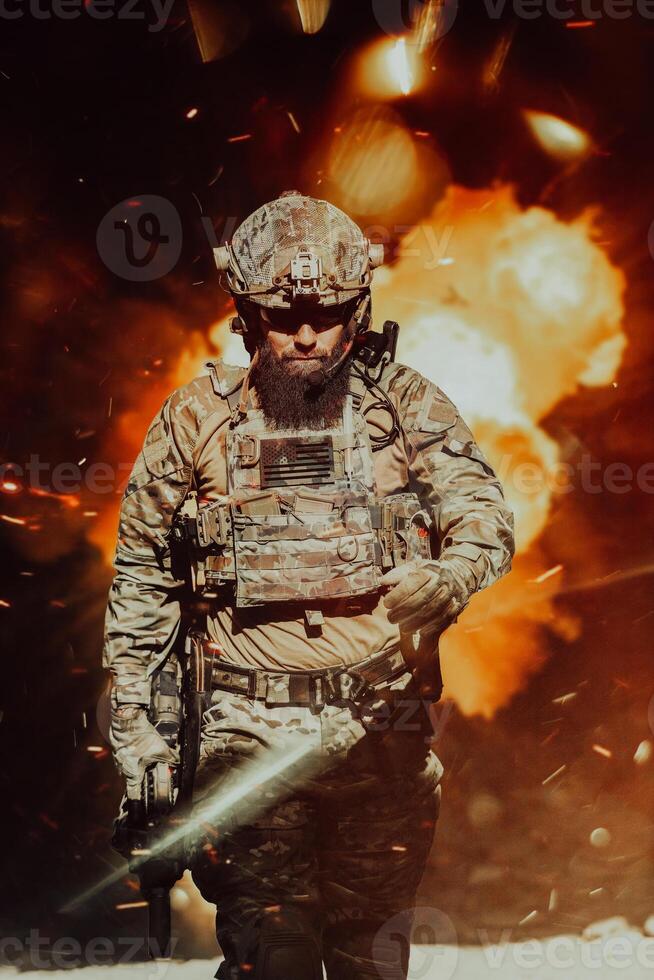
[{"left": 172, "top": 395, "right": 431, "bottom": 616}]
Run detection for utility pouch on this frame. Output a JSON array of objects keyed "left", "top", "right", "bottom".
[
  {"left": 380, "top": 494, "right": 432, "bottom": 568},
  {"left": 173, "top": 494, "right": 236, "bottom": 597},
  {"left": 231, "top": 491, "right": 381, "bottom": 606}
]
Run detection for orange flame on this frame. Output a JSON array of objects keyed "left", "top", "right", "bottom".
[
  {"left": 356, "top": 37, "right": 426, "bottom": 100},
  {"left": 295, "top": 0, "right": 331, "bottom": 34},
  {"left": 372, "top": 184, "right": 625, "bottom": 714}
]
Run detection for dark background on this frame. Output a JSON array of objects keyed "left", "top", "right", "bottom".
[{"left": 1, "top": 0, "right": 653, "bottom": 962}]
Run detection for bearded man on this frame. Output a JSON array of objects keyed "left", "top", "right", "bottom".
[{"left": 104, "top": 191, "right": 515, "bottom": 979}]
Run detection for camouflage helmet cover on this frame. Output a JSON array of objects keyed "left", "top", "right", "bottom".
[{"left": 214, "top": 192, "right": 384, "bottom": 308}]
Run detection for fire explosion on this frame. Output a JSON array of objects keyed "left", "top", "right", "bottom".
[{"left": 3, "top": 0, "right": 652, "bottom": 954}]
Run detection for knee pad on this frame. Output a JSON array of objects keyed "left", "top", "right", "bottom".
[{"left": 239, "top": 908, "right": 322, "bottom": 980}]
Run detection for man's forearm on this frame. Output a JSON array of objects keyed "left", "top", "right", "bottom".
[
  {"left": 398, "top": 374, "right": 515, "bottom": 596},
  {"left": 104, "top": 564, "right": 185, "bottom": 704},
  {"left": 103, "top": 394, "right": 196, "bottom": 702},
  {"left": 435, "top": 471, "right": 515, "bottom": 595}
]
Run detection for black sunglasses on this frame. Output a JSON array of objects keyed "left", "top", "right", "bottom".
[{"left": 259, "top": 301, "right": 356, "bottom": 332}]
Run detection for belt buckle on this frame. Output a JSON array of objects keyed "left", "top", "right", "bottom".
[
  {"left": 327, "top": 668, "right": 369, "bottom": 705},
  {"left": 265, "top": 673, "right": 292, "bottom": 706},
  {"left": 310, "top": 674, "right": 327, "bottom": 711}
]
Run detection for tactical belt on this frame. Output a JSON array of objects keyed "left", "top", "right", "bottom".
[{"left": 199, "top": 639, "right": 409, "bottom": 710}]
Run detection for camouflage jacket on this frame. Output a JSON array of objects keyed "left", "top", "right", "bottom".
[{"left": 103, "top": 360, "right": 515, "bottom": 705}]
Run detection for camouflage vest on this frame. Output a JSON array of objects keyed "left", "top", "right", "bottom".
[{"left": 173, "top": 364, "right": 431, "bottom": 615}]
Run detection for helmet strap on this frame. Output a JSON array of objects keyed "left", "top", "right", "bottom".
[
  {"left": 347, "top": 291, "right": 372, "bottom": 338},
  {"left": 232, "top": 298, "right": 260, "bottom": 358}
]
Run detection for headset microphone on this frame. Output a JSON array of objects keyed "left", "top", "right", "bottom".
[
  {"left": 306, "top": 340, "right": 354, "bottom": 388},
  {"left": 306, "top": 368, "right": 325, "bottom": 387}
]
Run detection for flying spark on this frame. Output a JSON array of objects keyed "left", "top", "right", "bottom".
[
  {"left": 542, "top": 765, "right": 567, "bottom": 786},
  {"left": 552, "top": 692, "right": 577, "bottom": 705},
  {"left": 295, "top": 0, "right": 330, "bottom": 34},
  {"left": 523, "top": 110, "right": 592, "bottom": 161},
  {"left": 390, "top": 38, "right": 412, "bottom": 96},
  {"left": 411, "top": 0, "right": 450, "bottom": 52},
  {"left": 529, "top": 564, "right": 564, "bottom": 584},
  {"left": 483, "top": 26, "right": 516, "bottom": 91}
]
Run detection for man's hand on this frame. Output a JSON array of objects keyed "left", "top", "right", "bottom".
[
  {"left": 110, "top": 705, "right": 180, "bottom": 800},
  {"left": 381, "top": 559, "right": 471, "bottom": 638}
]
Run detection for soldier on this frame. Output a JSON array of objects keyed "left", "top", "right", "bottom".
[{"left": 104, "top": 191, "right": 515, "bottom": 979}]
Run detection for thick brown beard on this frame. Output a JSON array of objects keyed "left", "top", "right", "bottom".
[{"left": 251, "top": 338, "right": 351, "bottom": 430}]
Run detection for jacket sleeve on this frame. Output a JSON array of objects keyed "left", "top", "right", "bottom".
[
  {"left": 395, "top": 369, "right": 515, "bottom": 597},
  {"left": 102, "top": 394, "right": 195, "bottom": 706}
]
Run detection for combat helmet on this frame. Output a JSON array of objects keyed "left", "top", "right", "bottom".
[
  {"left": 214, "top": 190, "right": 384, "bottom": 309},
  {"left": 214, "top": 192, "right": 385, "bottom": 363}
]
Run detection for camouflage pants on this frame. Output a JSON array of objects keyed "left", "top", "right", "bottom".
[{"left": 189, "top": 669, "right": 443, "bottom": 980}]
